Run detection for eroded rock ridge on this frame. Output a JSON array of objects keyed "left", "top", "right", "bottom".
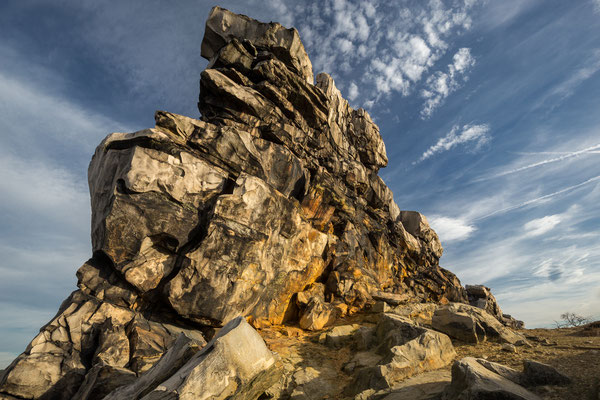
[{"left": 0, "top": 6, "right": 471, "bottom": 399}]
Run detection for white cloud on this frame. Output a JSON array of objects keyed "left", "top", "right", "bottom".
[
  {"left": 337, "top": 38, "right": 354, "bottom": 54},
  {"left": 429, "top": 216, "right": 476, "bottom": 242},
  {"left": 347, "top": 82, "right": 359, "bottom": 101},
  {"left": 294, "top": 0, "right": 478, "bottom": 109},
  {"left": 421, "top": 47, "right": 475, "bottom": 117},
  {"left": 523, "top": 215, "right": 562, "bottom": 237},
  {"left": 416, "top": 123, "right": 490, "bottom": 162}
]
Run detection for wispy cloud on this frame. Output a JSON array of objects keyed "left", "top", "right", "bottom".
[
  {"left": 523, "top": 214, "right": 562, "bottom": 237},
  {"left": 475, "top": 143, "right": 600, "bottom": 182},
  {"left": 416, "top": 123, "right": 490, "bottom": 163},
  {"left": 477, "top": 174, "right": 600, "bottom": 220},
  {"left": 421, "top": 47, "right": 476, "bottom": 117},
  {"left": 429, "top": 216, "right": 476, "bottom": 242},
  {"left": 533, "top": 49, "right": 600, "bottom": 111}
]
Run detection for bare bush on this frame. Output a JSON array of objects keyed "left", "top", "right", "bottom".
[{"left": 554, "top": 312, "right": 591, "bottom": 328}]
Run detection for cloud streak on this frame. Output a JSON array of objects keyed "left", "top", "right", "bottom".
[
  {"left": 476, "top": 174, "right": 600, "bottom": 220},
  {"left": 416, "top": 123, "right": 490, "bottom": 163},
  {"left": 474, "top": 143, "right": 600, "bottom": 182}
]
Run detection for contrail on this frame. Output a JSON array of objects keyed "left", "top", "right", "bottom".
[
  {"left": 476, "top": 174, "right": 600, "bottom": 220},
  {"left": 512, "top": 151, "right": 600, "bottom": 155},
  {"left": 473, "top": 143, "right": 600, "bottom": 182}
]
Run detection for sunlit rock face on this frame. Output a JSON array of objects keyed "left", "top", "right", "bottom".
[{"left": 0, "top": 6, "right": 466, "bottom": 399}]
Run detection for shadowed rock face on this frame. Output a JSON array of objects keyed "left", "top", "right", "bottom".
[{"left": 0, "top": 6, "right": 467, "bottom": 399}]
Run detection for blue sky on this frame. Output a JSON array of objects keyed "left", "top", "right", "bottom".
[{"left": 1, "top": 0, "right": 599, "bottom": 368}]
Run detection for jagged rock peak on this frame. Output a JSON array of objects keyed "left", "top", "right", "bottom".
[{"left": 202, "top": 6, "right": 314, "bottom": 84}]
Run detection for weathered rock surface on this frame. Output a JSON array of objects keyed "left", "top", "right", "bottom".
[
  {"left": 432, "top": 303, "right": 528, "bottom": 345},
  {"left": 103, "top": 334, "right": 204, "bottom": 400},
  {"left": 466, "top": 285, "right": 524, "bottom": 329},
  {"left": 112, "top": 317, "right": 279, "bottom": 400},
  {"left": 349, "top": 314, "right": 456, "bottom": 396},
  {"left": 0, "top": 6, "right": 469, "bottom": 399},
  {"left": 522, "top": 359, "right": 572, "bottom": 387},
  {"left": 442, "top": 357, "right": 542, "bottom": 400}
]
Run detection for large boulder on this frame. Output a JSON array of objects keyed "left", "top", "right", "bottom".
[
  {"left": 442, "top": 357, "right": 542, "bottom": 400},
  {"left": 522, "top": 360, "right": 572, "bottom": 387},
  {"left": 127, "top": 317, "right": 280, "bottom": 400},
  {"left": 432, "top": 303, "right": 528, "bottom": 344},
  {"left": 349, "top": 314, "right": 456, "bottom": 395},
  {"left": 103, "top": 334, "right": 203, "bottom": 400}
]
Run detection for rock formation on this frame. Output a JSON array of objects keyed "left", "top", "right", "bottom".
[{"left": 0, "top": 6, "right": 546, "bottom": 400}]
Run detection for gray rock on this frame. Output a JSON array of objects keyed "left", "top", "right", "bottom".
[
  {"left": 372, "top": 291, "right": 410, "bottom": 306},
  {"left": 475, "top": 359, "right": 524, "bottom": 385},
  {"left": 465, "top": 285, "right": 525, "bottom": 329},
  {"left": 201, "top": 6, "right": 314, "bottom": 84},
  {"left": 376, "top": 370, "right": 451, "bottom": 400},
  {"left": 522, "top": 360, "right": 572, "bottom": 387},
  {"left": 389, "top": 303, "right": 438, "bottom": 326},
  {"left": 103, "top": 334, "right": 203, "bottom": 400},
  {"left": 72, "top": 363, "right": 136, "bottom": 400},
  {"left": 432, "top": 303, "right": 528, "bottom": 344},
  {"left": 349, "top": 314, "right": 456, "bottom": 395},
  {"left": 442, "top": 357, "right": 542, "bottom": 400},
  {"left": 138, "top": 317, "right": 279, "bottom": 400}
]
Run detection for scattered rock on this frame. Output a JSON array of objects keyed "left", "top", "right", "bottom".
[{"left": 503, "top": 343, "right": 518, "bottom": 353}]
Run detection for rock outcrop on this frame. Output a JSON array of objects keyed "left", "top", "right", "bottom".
[
  {"left": 442, "top": 357, "right": 573, "bottom": 400},
  {"left": 349, "top": 314, "right": 456, "bottom": 396},
  {"left": 0, "top": 6, "right": 470, "bottom": 399},
  {"left": 105, "top": 317, "right": 280, "bottom": 400},
  {"left": 443, "top": 357, "right": 542, "bottom": 400},
  {"left": 432, "top": 303, "right": 528, "bottom": 345},
  {"left": 466, "top": 285, "right": 524, "bottom": 329}
]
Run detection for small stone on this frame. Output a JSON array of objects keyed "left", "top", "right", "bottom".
[{"left": 502, "top": 343, "right": 518, "bottom": 353}]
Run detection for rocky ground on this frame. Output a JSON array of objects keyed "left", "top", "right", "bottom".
[{"left": 259, "top": 313, "right": 600, "bottom": 400}]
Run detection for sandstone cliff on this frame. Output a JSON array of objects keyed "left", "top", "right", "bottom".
[{"left": 0, "top": 6, "right": 474, "bottom": 399}]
